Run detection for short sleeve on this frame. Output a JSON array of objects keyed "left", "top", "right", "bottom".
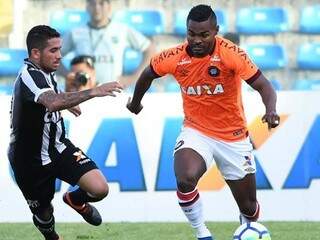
[
  {"left": 150, "top": 47, "right": 182, "bottom": 77},
  {"left": 226, "top": 45, "right": 260, "bottom": 82},
  {"left": 21, "top": 69, "right": 52, "bottom": 102}
]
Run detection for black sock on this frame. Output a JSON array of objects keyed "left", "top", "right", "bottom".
[
  {"left": 33, "top": 214, "right": 59, "bottom": 240},
  {"left": 69, "top": 188, "right": 101, "bottom": 206}
]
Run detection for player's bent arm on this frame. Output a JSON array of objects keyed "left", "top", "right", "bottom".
[
  {"left": 130, "top": 65, "right": 160, "bottom": 107},
  {"left": 37, "top": 89, "right": 94, "bottom": 112},
  {"left": 249, "top": 73, "right": 277, "bottom": 113},
  {"left": 38, "top": 82, "right": 123, "bottom": 112}
]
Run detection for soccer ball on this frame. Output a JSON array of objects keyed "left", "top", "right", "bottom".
[{"left": 233, "top": 222, "right": 271, "bottom": 240}]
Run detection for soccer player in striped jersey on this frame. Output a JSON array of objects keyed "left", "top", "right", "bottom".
[
  {"left": 8, "top": 25, "right": 122, "bottom": 240},
  {"left": 127, "top": 5, "right": 280, "bottom": 240}
]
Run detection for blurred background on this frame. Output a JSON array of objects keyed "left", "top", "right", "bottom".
[
  {"left": 1, "top": 0, "right": 320, "bottom": 228},
  {"left": 0, "top": 0, "right": 320, "bottom": 92}
]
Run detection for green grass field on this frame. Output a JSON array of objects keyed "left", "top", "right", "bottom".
[{"left": 0, "top": 222, "right": 319, "bottom": 240}]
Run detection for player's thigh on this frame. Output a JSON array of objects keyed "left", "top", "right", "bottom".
[
  {"left": 56, "top": 143, "right": 100, "bottom": 187},
  {"left": 9, "top": 159, "right": 55, "bottom": 214},
  {"left": 77, "top": 169, "right": 108, "bottom": 194},
  {"left": 213, "top": 137, "right": 256, "bottom": 180},
  {"left": 174, "top": 127, "right": 213, "bottom": 180}
]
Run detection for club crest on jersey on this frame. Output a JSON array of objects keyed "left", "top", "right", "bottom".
[{"left": 208, "top": 66, "right": 220, "bottom": 77}]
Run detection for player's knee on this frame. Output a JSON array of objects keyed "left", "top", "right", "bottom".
[
  {"left": 88, "top": 181, "right": 109, "bottom": 200},
  {"left": 176, "top": 174, "right": 198, "bottom": 192},
  {"left": 35, "top": 204, "right": 54, "bottom": 221}
]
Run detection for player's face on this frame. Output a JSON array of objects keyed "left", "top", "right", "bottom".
[
  {"left": 39, "top": 38, "right": 62, "bottom": 72},
  {"left": 187, "top": 18, "right": 218, "bottom": 57},
  {"left": 87, "top": 0, "right": 110, "bottom": 25}
]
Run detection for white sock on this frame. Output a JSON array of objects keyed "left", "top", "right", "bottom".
[{"left": 177, "top": 189, "right": 212, "bottom": 238}]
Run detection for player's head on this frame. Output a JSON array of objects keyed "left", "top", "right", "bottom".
[
  {"left": 86, "top": 0, "right": 111, "bottom": 27},
  {"left": 186, "top": 5, "right": 219, "bottom": 57},
  {"left": 26, "top": 25, "right": 61, "bottom": 72}
]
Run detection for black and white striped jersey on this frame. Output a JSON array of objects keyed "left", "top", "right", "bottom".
[{"left": 9, "top": 59, "right": 68, "bottom": 166}]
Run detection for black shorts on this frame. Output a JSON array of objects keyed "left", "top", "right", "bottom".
[{"left": 8, "top": 141, "right": 98, "bottom": 214}]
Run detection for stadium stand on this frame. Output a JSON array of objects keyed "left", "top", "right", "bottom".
[
  {"left": 123, "top": 48, "right": 143, "bottom": 75},
  {"left": 244, "top": 44, "right": 287, "bottom": 70},
  {"left": 50, "top": 10, "right": 89, "bottom": 35},
  {"left": 297, "top": 43, "right": 320, "bottom": 70},
  {"left": 236, "top": 7, "right": 288, "bottom": 34},
  {"left": 293, "top": 79, "right": 320, "bottom": 90},
  {"left": 270, "top": 79, "right": 283, "bottom": 90},
  {"left": 0, "top": 0, "right": 13, "bottom": 36},
  {"left": 299, "top": 5, "right": 320, "bottom": 34},
  {"left": 0, "top": 84, "right": 13, "bottom": 95},
  {"left": 2, "top": 0, "right": 320, "bottom": 91},
  {"left": 112, "top": 10, "right": 165, "bottom": 36},
  {"left": 0, "top": 48, "right": 27, "bottom": 76},
  {"left": 164, "top": 80, "right": 180, "bottom": 92},
  {"left": 173, "top": 9, "right": 227, "bottom": 36}
]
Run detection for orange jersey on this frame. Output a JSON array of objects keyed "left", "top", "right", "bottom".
[{"left": 150, "top": 36, "right": 261, "bottom": 142}]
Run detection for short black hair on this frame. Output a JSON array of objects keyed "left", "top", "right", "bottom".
[
  {"left": 70, "top": 55, "right": 95, "bottom": 69},
  {"left": 187, "top": 4, "right": 217, "bottom": 25},
  {"left": 26, "top": 25, "right": 60, "bottom": 55}
]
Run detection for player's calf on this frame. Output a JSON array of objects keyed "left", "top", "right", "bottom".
[
  {"left": 63, "top": 190, "right": 103, "bottom": 226},
  {"left": 32, "top": 205, "right": 60, "bottom": 240}
]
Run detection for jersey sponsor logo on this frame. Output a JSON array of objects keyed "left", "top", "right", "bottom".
[
  {"left": 73, "top": 150, "right": 91, "bottom": 165},
  {"left": 210, "top": 55, "right": 221, "bottom": 62},
  {"left": 44, "top": 111, "right": 62, "bottom": 124},
  {"left": 233, "top": 129, "right": 244, "bottom": 136},
  {"left": 174, "top": 140, "right": 184, "bottom": 151},
  {"left": 181, "top": 84, "right": 224, "bottom": 96},
  {"left": 153, "top": 46, "right": 185, "bottom": 65},
  {"left": 208, "top": 66, "right": 220, "bottom": 77},
  {"left": 220, "top": 40, "right": 249, "bottom": 61},
  {"left": 177, "top": 57, "right": 191, "bottom": 66}
]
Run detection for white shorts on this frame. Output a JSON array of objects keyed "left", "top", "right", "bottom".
[{"left": 173, "top": 127, "right": 256, "bottom": 180}]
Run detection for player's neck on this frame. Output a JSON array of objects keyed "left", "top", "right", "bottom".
[
  {"left": 27, "top": 58, "right": 41, "bottom": 69},
  {"left": 89, "top": 18, "right": 110, "bottom": 29}
]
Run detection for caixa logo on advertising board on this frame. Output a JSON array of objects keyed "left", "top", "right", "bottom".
[{"left": 9, "top": 116, "right": 320, "bottom": 191}]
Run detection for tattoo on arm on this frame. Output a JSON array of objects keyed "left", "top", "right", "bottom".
[{"left": 38, "top": 89, "right": 93, "bottom": 112}]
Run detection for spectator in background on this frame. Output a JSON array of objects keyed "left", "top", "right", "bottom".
[
  {"left": 223, "top": 32, "right": 240, "bottom": 45},
  {"left": 65, "top": 55, "right": 97, "bottom": 92},
  {"left": 62, "top": 0, "right": 154, "bottom": 88}
]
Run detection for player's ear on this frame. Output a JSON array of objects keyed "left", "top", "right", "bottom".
[{"left": 215, "top": 25, "right": 220, "bottom": 33}]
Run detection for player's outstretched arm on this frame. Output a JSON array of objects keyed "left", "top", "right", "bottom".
[
  {"left": 249, "top": 73, "right": 280, "bottom": 129},
  {"left": 38, "top": 81, "right": 123, "bottom": 112},
  {"left": 127, "top": 65, "right": 159, "bottom": 114}
]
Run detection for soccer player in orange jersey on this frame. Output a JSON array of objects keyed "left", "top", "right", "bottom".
[{"left": 127, "top": 4, "right": 280, "bottom": 240}]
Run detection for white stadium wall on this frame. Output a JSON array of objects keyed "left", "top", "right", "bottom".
[{"left": 0, "top": 92, "right": 320, "bottom": 222}]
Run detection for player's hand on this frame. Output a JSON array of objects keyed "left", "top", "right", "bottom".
[
  {"left": 127, "top": 97, "right": 143, "bottom": 114},
  {"left": 262, "top": 111, "right": 280, "bottom": 130},
  {"left": 68, "top": 105, "right": 81, "bottom": 117},
  {"left": 91, "top": 82, "right": 123, "bottom": 97}
]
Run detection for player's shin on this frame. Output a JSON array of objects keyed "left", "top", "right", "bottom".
[
  {"left": 177, "top": 189, "right": 212, "bottom": 239},
  {"left": 33, "top": 214, "right": 59, "bottom": 240},
  {"left": 239, "top": 201, "right": 260, "bottom": 224}
]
